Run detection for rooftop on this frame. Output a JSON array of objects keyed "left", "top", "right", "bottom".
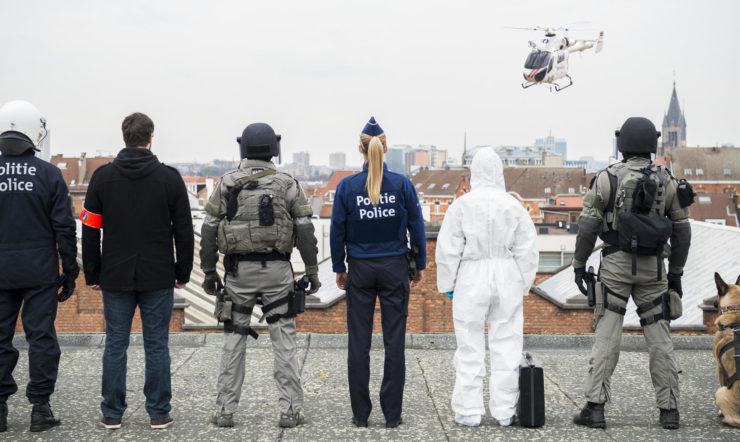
[
  {"left": 669, "top": 147, "right": 740, "bottom": 181},
  {"left": 411, "top": 169, "right": 470, "bottom": 197},
  {"left": 504, "top": 167, "right": 588, "bottom": 199}
]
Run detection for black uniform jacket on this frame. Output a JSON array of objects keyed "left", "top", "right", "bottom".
[
  {"left": 81, "top": 147, "right": 193, "bottom": 291},
  {"left": 0, "top": 139, "right": 77, "bottom": 289}
]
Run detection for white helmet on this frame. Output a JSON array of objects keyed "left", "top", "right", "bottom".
[{"left": 0, "top": 100, "right": 48, "bottom": 149}]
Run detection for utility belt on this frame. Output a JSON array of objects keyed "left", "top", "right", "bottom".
[
  {"left": 716, "top": 322, "right": 740, "bottom": 388},
  {"left": 214, "top": 275, "right": 310, "bottom": 338},
  {"left": 223, "top": 251, "right": 291, "bottom": 277},
  {"left": 602, "top": 236, "right": 666, "bottom": 282},
  {"left": 591, "top": 250, "right": 682, "bottom": 327}
]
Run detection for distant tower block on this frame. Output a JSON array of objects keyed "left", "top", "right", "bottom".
[{"left": 661, "top": 80, "right": 687, "bottom": 154}]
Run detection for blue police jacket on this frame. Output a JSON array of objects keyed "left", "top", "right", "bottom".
[{"left": 330, "top": 163, "right": 426, "bottom": 273}]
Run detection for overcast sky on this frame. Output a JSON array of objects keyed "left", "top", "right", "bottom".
[{"left": 1, "top": 0, "right": 738, "bottom": 167}]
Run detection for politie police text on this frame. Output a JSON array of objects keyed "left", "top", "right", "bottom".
[
  {"left": 357, "top": 193, "right": 398, "bottom": 220},
  {"left": 0, "top": 162, "right": 37, "bottom": 192}
]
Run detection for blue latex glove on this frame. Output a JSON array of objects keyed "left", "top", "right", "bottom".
[{"left": 445, "top": 291, "right": 453, "bottom": 299}]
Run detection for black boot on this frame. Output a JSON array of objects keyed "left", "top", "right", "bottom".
[
  {"left": 573, "top": 402, "right": 606, "bottom": 428},
  {"left": 0, "top": 403, "right": 7, "bottom": 432},
  {"left": 659, "top": 408, "right": 679, "bottom": 430},
  {"left": 30, "top": 402, "right": 61, "bottom": 432}
]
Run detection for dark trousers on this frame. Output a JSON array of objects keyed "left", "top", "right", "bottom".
[
  {"left": 0, "top": 285, "right": 60, "bottom": 404},
  {"left": 101, "top": 289, "right": 173, "bottom": 419},
  {"left": 346, "top": 254, "right": 409, "bottom": 422}
]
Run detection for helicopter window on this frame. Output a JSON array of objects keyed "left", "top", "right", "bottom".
[
  {"left": 524, "top": 51, "right": 552, "bottom": 69},
  {"left": 558, "top": 52, "right": 565, "bottom": 63}
]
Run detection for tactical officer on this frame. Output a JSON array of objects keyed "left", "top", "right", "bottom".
[
  {"left": 200, "top": 123, "right": 320, "bottom": 428},
  {"left": 572, "top": 117, "right": 693, "bottom": 430},
  {"left": 0, "top": 101, "right": 78, "bottom": 432},
  {"left": 330, "top": 117, "right": 426, "bottom": 428}
]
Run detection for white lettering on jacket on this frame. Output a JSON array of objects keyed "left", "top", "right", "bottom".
[
  {"left": 0, "top": 162, "right": 36, "bottom": 192},
  {"left": 356, "top": 193, "right": 398, "bottom": 220}
]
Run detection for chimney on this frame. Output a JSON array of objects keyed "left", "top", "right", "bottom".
[{"left": 79, "top": 152, "right": 87, "bottom": 185}]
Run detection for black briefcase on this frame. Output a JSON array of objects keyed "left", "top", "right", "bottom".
[{"left": 518, "top": 352, "right": 545, "bottom": 427}]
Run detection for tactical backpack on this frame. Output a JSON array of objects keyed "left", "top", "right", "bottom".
[
  {"left": 216, "top": 169, "right": 296, "bottom": 256},
  {"left": 598, "top": 163, "right": 672, "bottom": 278}
]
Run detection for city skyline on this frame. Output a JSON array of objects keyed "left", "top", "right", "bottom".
[{"left": 2, "top": 1, "right": 737, "bottom": 166}]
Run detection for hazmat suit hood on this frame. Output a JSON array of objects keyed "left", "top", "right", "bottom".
[
  {"left": 470, "top": 147, "right": 505, "bottom": 191},
  {"left": 113, "top": 147, "right": 162, "bottom": 180}
]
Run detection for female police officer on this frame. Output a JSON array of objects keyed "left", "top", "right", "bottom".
[{"left": 330, "top": 117, "right": 426, "bottom": 428}]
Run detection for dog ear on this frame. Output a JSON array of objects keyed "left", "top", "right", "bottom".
[
  {"left": 736, "top": 274, "right": 740, "bottom": 285},
  {"left": 715, "top": 272, "right": 728, "bottom": 297}
]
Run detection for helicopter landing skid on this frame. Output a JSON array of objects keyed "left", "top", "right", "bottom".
[
  {"left": 521, "top": 81, "right": 538, "bottom": 89},
  {"left": 551, "top": 75, "right": 573, "bottom": 92}
]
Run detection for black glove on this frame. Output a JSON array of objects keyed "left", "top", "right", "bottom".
[
  {"left": 202, "top": 271, "right": 222, "bottom": 296},
  {"left": 307, "top": 273, "right": 321, "bottom": 295},
  {"left": 574, "top": 267, "right": 588, "bottom": 296},
  {"left": 667, "top": 272, "right": 683, "bottom": 297},
  {"left": 57, "top": 271, "right": 76, "bottom": 303}
]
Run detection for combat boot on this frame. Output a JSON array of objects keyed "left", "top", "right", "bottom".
[
  {"left": 573, "top": 402, "right": 605, "bottom": 428},
  {"left": 210, "top": 409, "right": 234, "bottom": 428},
  {"left": 659, "top": 408, "right": 679, "bottom": 430},
  {"left": 30, "top": 402, "right": 61, "bottom": 432},
  {"left": 279, "top": 411, "right": 304, "bottom": 428},
  {"left": 1, "top": 403, "right": 7, "bottom": 432}
]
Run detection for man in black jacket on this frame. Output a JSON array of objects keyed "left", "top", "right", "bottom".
[
  {"left": 81, "top": 112, "right": 193, "bottom": 430},
  {"left": 0, "top": 100, "right": 78, "bottom": 433}
]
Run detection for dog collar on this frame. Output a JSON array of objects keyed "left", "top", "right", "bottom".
[{"left": 720, "top": 305, "right": 740, "bottom": 314}]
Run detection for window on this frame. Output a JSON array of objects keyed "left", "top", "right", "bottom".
[
  {"left": 724, "top": 169, "right": 732, "bottom": 176},
  {"left": 327, "top": 190, "right": 335, "bottom": 202},
  {"left": 538, "top": 252, "right": 575, "bottom": 273},
  {"left": 441, "top": 183, "right": 450, "bottom": 190},
  {"left": 568, "top": 187, "right": 575, "bottom": 194},
  {"left": 428, "top": 183, "right": 436, "bottom": 189},
  {"left": 560, "top": 201, "right": 566, "bottom": 206},
  {"left": 415, "top": 183, "right": 422, "bottom": 189},
  {"left": 683, "top": 169, "right": 692, "bottom": 176},
  {"left": 524, "top": 50, "right": 552, "bottom": 69},
  {"left": 544, "top": 187, "right": 551, "bottom": 194},
  {"left": 434, "top": 201, "right": 441, "bottom": 214},
  {"left": 698, "top": 195, "right": 711, "bottom": 203},
  {"left": 57, "top": 162, "right": 67, "bottom": 169},
  {"left": 706, "top": 219, "right": 726, "bottom": 226},
  {"left": 696, "top": 169, "right": 704, "bottom": 176}
]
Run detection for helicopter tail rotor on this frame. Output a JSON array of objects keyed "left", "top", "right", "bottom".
[{"left": 595, "top": 31, "right": 604, "bottom": 53}]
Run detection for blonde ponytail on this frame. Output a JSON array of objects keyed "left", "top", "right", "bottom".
[{"left": 360, "top": 132, "right": 386, "bottom": 205}]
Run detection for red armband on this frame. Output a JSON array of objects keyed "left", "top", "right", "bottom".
[{"left": 80, "top": 209, "right": 102, "bottom": 229}]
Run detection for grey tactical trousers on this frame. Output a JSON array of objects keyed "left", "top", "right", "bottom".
[
  {"left": 215, "top": 260, "right": 304, "bottom": 415},
  {"left": 584, "top": 250, "right": 679, "bottom": 410}
]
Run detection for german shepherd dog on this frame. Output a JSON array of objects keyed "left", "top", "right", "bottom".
[{"left": 713, "top": 272, "right": 740, "bottom": 428}]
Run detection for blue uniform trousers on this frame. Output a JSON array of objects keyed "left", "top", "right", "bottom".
[
  {"left": 0, "top": 285, "right": 60, "bottom": 404},
  {"left": 346, "top": 254, "right": 409, "bottom": 423}
]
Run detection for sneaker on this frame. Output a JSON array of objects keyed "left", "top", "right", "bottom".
[
  {"left": 150, "top": 414, "right": 174, "bottom": 429},
  {"left": 385, "top": 417, "right": 403, "bottom": 428},
  {"left": 0, "top": 403, "right": 7, "bottom": 432},
  {"left": 573, "top": 402, "right": 605, "bottom": 429},
  {"left": 279, "top": 411, "right": 305, "bottom": 428},
  {"left": 30, "top": 402, "right": 61, "bottom": 432},
  {"left": 659, "top": 408, "right": 679, "bottom": 430},
  {"left": 210, "top": 410, "right": 234, "bottom": 428},
  {"left": 99, "top": 416, "right": 122, "bottom": 430},
  {"left": 455, "top": 413, "right": 481, "bottom": 427}
]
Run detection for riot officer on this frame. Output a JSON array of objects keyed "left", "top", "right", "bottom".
[
  {"left": 200, "top": 123, "right": 320, "bottom": 428},
  {"left": 0, "top": 101, "right": 78, "bottom": 432},
  {"left": 572, "top": 117, "right": 693, "bottom": 430}
]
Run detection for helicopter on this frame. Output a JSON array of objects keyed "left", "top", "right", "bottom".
[{"left": 510, "top": 26, "right": 604, "bottom": 92}]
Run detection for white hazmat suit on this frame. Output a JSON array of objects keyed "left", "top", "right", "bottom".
[{"left": 436, "top": 147, "right": 538, "bottom": 426}]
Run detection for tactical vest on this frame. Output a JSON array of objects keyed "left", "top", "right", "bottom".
[
  {"left": 217, "top": 169, "right": 296, "bottom": 256},
  {"left": 598, "top": 162, "right": 673, "bottom": 277}
]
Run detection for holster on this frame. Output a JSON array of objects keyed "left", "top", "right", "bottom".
[
  {"left": 214, "top": 288, "right": 233, "bottom": 322},
  {"left": 666, "top": 289, "right": 683, "bottom": 320},
  {"left": 406, "top": 245, "right": 419, "bottom": 281},
  {"left": 594, "top": 281, "right": 605, "bottom": 320}
]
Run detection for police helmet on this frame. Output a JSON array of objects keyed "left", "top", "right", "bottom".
[
  {"left": 615, "top": 117, "right": 660, "bottom": 154},
  {"left": 0, "top": 100, "right": 48, "bottom": 150},
  {"left": 237, "top": 123, "right": 281, "bottom": 160}
]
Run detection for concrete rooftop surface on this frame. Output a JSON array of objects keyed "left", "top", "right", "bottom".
[{"left": 3, "top": 333, "right": 736, "bottom": 441}]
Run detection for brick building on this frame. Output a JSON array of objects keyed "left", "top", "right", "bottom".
[
  {"left": 311, "top": 170, "right": 359, "bottom": 218},
  {"left": 504, "top": 167, "right": 592, "bottom": 222},
  {"left": 50, "top": 154, "right": 115, "bottom": 216},
  {"left": 411, "top": 169, "right": 470, "bottom": 221}
]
